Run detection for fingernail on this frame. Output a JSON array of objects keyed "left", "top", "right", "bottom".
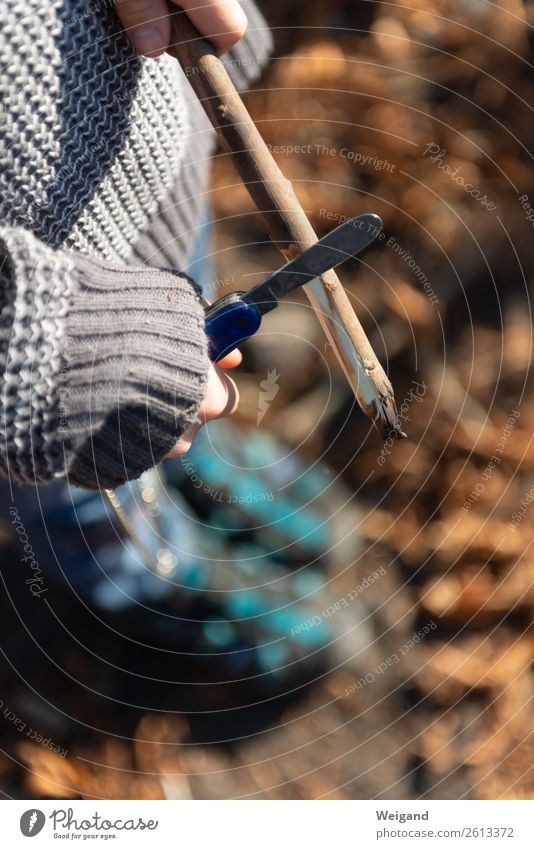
[{"left": 132, "top": 26, "right": 166, "bottom": 56}]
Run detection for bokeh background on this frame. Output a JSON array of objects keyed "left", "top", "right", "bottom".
[{"left": 2, "top": 0, "right": 534, "bottom": 799}]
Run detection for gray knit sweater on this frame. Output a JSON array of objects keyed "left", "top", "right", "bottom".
[{"left": 0, "top": 0, "right": 271, "bottom": 490}]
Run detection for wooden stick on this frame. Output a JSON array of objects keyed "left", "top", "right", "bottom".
[{"left": 166, "top": 7, "right": 403, "bottom": 438}]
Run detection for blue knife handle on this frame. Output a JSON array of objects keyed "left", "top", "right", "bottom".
[{"left": 205, "top": 294, "right": 262, "bottom": 362}]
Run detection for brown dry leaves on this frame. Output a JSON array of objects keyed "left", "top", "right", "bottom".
[{"left": 211, "top": 0, "right": 534, "bottom": 798}]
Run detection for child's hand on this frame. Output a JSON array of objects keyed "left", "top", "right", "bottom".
[
  {"left": 116, "top": 0, "right": 248, "bottom": 57},
  {"left": 165, "top": 348, "right": 241, "bottom": 458}
]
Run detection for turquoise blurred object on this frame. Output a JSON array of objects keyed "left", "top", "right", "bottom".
[{"left": 36, "top": 418, "right": 359, "bottom": 683}]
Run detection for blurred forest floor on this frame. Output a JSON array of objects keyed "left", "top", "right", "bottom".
[
  {"left": 209, "top": 0, "right": 534, "bottom": 798},
  {"left": 2, "top": 0, "right": 534, "bottom": 799}
]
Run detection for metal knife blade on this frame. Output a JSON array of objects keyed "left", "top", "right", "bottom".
[{"left": 243, "top": 213, "right": 383, "bottom": 316}]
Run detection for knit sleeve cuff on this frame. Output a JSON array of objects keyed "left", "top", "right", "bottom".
[
  {"left": 0, "top": 227, "right": 209, "bottom": 490},
  {"left": 221, "top": 0, "right": 273, "bottom": 91},
  {"left": 62, "top": 255, "right": 210, "bottom": 490}
]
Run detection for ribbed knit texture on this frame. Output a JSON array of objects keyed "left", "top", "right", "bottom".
[{"left": 0, "top": 0, "right": 272, "bottom": 489}]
